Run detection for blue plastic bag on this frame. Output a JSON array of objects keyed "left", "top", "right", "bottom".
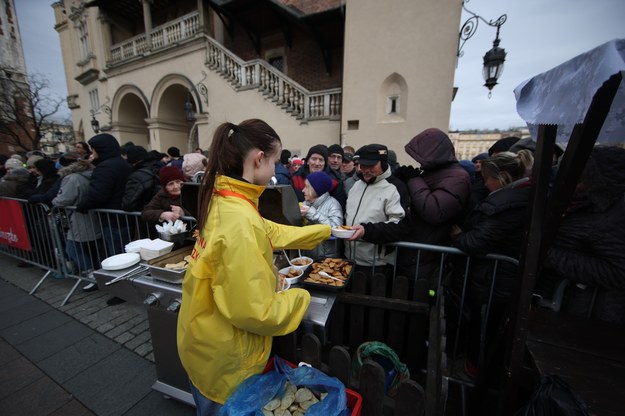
[{"left": 219, "top": 356, "right": 349, "bottom": 416}]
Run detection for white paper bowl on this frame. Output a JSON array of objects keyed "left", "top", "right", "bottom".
[
  {"left": 278, "top": 266, "right": 304, "bottom": 285},
  {"left": 331, "top": 227, "right": 356, "bottom": 239},
  {"left": 289, "top": 256, "right": 313, "bottom": 272}
]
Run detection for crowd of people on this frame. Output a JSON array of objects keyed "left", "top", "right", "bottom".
[
  {"left": 0, "top": 135, "right": 206, "bottom": 301},
  {"left": 1, "top": 123, "right": 623, "bottom": 414}
]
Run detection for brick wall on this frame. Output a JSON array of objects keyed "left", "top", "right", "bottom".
[{"left": 224, "top": 24, "right": 343, "bottom": 91}]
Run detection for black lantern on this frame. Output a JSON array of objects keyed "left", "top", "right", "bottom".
[
  {"left": 184, "top": 96, "right": 195, "bottom": 121},
  {"left": 91, "top": 115, "right": 100, "bottom": 133},
  {"left": 184, "top": 101, "right": 194, "bottom": 121},
  {"left": 482, "top": 34, "right": 507, "bottom": 94},
  {"left": 457, "top": 2, "right": 507, "bottom": 96}
]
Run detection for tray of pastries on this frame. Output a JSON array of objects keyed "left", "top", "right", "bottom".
[{"left": 302, "top": 257, "right": 354, "bottom": 292}]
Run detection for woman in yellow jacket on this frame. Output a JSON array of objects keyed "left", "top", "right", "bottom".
[{"left": 177, "top": 119, "right": 330, "bottom": 415}]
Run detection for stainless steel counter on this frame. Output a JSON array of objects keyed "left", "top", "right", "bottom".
[{"left": 94, "top": 266, "right": 337, "bottom": 407}]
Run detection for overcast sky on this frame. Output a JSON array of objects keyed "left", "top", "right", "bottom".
[{"left": 14, "top": 0, "right": 625, "bottom": 131}]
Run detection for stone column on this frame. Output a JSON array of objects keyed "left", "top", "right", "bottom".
[{"left": 142, "top": 0, "right": 153, "bottom": 49}]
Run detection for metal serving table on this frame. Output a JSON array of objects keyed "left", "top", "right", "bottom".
[{"left": 94, "top": 267, "right": 336, "bottom": 407}]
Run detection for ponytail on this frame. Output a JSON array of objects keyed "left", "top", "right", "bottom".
[{"left": 197, "top": 119, "right": 281, "bottom": 230}]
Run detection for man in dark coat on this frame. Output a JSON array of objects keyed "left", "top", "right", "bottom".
[
  {"left": 76, "top": 134, "right": 132, "bottom": 256},
  {"left": 122, "top": 145, "right": 161, "bottom": 212},
  {"left": 354, "top": 128, "right": 471, "bottom": 281}
]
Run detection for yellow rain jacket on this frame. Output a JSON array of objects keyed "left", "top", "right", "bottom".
[{"left": 177, "top": 175, "right": 330, "bottom": 404}]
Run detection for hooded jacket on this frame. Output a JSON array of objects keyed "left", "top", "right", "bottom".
[
  {"left": 177, "top": 175, "right": 330, "bottom": 403},
  {"left": 52, "top": 161, "right": 101, "bottom": 242},
  {"left": 76, "top": 134, "right": 131, "bottom": 212},
  {"left": 122, "top": 158, "right": 161, "bottom": 212},
  {"left": 345, "top": 166, "right": 405, "bottom": 266},
  {"left": 363, "top": 129, "right": 470, "bottom": 279}
]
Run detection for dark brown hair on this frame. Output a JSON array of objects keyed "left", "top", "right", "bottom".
[{"left": 197, "top": 119, "right": 281, "bottom": 230}]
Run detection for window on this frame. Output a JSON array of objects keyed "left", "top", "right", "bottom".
[
  {"left": 78, "top": 20, "right": 91, "bottom": 61},
  {"left": 269, "top": 56, "right": 284, "bottom": 72},
  {"left": 88, "top": 89, "right": 99, "bottom": 112},
  {"left": 387, "top": 96, "right": 399, "bottom": 114}
]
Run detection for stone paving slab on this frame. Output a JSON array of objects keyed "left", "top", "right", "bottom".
[{"left": 0, "top": 254, "right": 194, "bottom": 415}]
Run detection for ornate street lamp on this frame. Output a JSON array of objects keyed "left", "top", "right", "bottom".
[
  {"left": 457, "top": 1, "right": 507, "bottom": 97},
  {"left": 91, "top": 114, "right": 100, "bottom": 133},
  {"left": 184, "top": 95, "right": 195, "bottom": 122}
]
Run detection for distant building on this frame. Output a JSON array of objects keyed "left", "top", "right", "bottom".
[
  {"left": 449, "top": 128, "right": 530, "bottom": 161},
  {"left": 53, "top": 0, "right": 461, "bottom": 165}
]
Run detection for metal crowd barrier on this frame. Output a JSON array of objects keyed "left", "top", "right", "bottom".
[
  {"left": 0, "top": 196, "right": 197, "bottom": 306},
  {"left": 0, "top": 197, "right": 63, "bottom": 288},
  {"left": 341, "top": 238, "right": 519, "bottom": 414}
]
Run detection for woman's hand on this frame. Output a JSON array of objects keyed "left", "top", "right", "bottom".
[
  {"left": 347, "top": 224, "right": 365, "bottom": 240},
  {"left": 170, "top": 205, "right": 184, "bottom": 217},
  {"left": 160, "top": 211, "right": 180, "bottom": 222}
]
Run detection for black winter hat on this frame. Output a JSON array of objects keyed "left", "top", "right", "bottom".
[
  {"left": 34, "top": 158, "right": 57, "bottom": 177},
  {"left": 488, "top": 136, "right": 520, "bottom": 156},
  {"left": 328, "top": 144, "right": 344, "bottom": 158},
  {"left": 280, "top": 149, "right": 291, "bottom": 165},
  {"left": 305, "top": 144, "right": 329, "bottom": 166},
  {"left": 126, "top": 145, "right": 148, "bottom": 165},
  {"left": 168, "top": 146, "right": 181, "bottom": 158}
]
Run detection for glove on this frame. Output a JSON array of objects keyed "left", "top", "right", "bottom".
[{"left": 394, "top": 165, "right": 422, "bottom": 182}]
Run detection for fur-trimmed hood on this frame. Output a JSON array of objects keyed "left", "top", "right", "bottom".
[{"left": 59, "top": 160, "right": 95, "bottom": 177}]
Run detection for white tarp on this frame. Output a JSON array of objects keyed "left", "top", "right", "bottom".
[{"left": 514, "top": 39, "right": 625, "bottom": 145}]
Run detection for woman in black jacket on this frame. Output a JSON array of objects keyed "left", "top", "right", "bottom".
[{"left": 449, "top": 150, "right": 533, "bottom": 379}]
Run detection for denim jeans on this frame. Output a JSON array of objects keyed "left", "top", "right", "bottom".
[
  {"left": 190, "top": 382, "right": 223, "bottom": 416},
  {"left": 66, "top": 240, "right": 96, "bottom": 271},
  {"left": 102, "top": 226, "right": 130, "bottom": 256}
]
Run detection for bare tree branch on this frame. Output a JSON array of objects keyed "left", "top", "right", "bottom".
[{"left": 0, "top": 68, "right": 65, "bottom": 152}]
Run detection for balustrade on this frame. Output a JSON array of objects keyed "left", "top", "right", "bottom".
[{"left": 109, "top": 11, "right": 341, "bottom": 122}]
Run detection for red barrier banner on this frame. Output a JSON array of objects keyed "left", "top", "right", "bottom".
[{"left": 0, "top": 199, "right": 32, "bottom": 251}]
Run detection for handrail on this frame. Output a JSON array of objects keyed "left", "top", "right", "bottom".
[{"left": 203, "top": 34, "right": 342, "bottom": 122}]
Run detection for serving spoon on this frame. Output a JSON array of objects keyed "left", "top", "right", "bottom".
[{"left": 319, "top": 271, "right": 345, "bottom": 282}]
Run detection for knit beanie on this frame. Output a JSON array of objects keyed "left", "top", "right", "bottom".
[
  {"left": 126, "top": 145, "right": 149, "bottom": 165},
  {"left": 168, "top": 146, "right": 181, "bottom": 158},
  {"left": 182, "top": 153, "right": 207, "bottom": 179},
  {"left": 306, "top": 171, "right": 333, "bottom": 196},
  {"left": 5, "top": 158, "right": 24, "bottom": 170},
  {"left": 328, "top": 144, "right": 344, "bottom": 158},
  {"left": 305, "top": 144, "right": 329, "bottom": 166},
  {"left": 159, "top": 166, "right": 185, "bottom": 187},
  {"left": 280, "top": 149, "right": 292, "bottom": 165}
]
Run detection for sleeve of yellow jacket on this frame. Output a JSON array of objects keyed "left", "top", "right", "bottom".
[{"left": 212, "top": 220, "right": 330, "bottom": 337}]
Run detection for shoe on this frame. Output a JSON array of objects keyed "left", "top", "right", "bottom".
[
  {"left": 106, "top": 296, "right": 126, "bottom": 306},
  {"left": 82, "top": 282, "right": 98, "bottom": 292}
]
